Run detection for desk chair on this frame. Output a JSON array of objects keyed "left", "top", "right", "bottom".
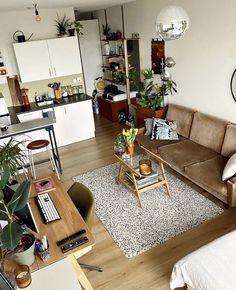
[{"left": 68, "top": 182, "right": 103, "bottom": 272}]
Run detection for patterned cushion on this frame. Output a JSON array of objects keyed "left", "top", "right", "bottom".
[
  {"left": 144, "top": 118, "right": 153, "bottom": 136},
  {"left": 151, "top": 118, "right": 178, "bottom": 140}
]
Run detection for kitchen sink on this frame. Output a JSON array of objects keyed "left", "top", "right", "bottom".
[{"left": 36, "top": 100, "right": 54, "bottom": 107}]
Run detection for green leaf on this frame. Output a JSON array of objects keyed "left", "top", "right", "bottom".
[
  {"left": 0, "top": 201, "right": 9, "bottom": 221},
  {"left": 8, "top": 180, "right": 31, "bottom": 213},
  {"left": 0, "top": 223, "right": 24, "bottom": 249},
  {"left": 0, "top": 166, "right": 10, "bottom": 191}
]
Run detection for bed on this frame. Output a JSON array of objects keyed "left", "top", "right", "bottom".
[{"left": 170, "top": 230, "right": 236, "bottom": 290}]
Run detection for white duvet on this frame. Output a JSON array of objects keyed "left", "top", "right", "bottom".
[{"left": 170, "top": 230, "right": 236, "bottom": 290}]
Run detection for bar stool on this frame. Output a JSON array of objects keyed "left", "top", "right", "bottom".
[{"left": 27, "top": 139, "right": 60, "bottom": 179}]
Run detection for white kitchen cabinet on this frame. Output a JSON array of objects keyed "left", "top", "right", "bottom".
[
  {"left": 47, "top": 37, "right": 82, "bottom": 78},
  {"left": 13, "top": 36, "right": 82, "bottom": 83},
  {"left": 54, "top": 100, "right": 95, "bottom": 147},
  {"left": 13, "top": 40, "right": 52, "bottom": 82}
]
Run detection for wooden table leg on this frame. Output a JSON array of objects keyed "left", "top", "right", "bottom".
[
  {"left": 69, "top": 254, "right": 94, "bottom": 290},
  {"left": 131, "top": 172, "right": 143, "bottom": 208},
  {"left": 116, "top": 162, "right": 124, "bottom": 183},
  {"left": 159, "top": 162, "right": 171, "bottom": 196}
]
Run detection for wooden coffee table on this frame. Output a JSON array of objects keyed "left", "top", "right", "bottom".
[{"left": 114, "top": 145, "right": 170, "bottom": 208}]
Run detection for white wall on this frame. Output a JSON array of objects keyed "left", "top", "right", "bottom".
[
  {"left": 0, "top": 7, "right": 85, "bottom": 106},
  {"left": 95, "top": 0, "right": 236, "bottom": 123}
]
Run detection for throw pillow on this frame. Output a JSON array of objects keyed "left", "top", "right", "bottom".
[
  {"left": 222, "top": 153, "right": 236, "bottom": 181},
  {"left": 144, "top": 118, "right": 153, "bottom": 136},
  {"left": 151, "top": 118, "right": 179, "bottom": 140}
]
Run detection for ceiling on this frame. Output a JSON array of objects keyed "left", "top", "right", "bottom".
[{"left": 0, "top": 0, "right": 136, "bottom": 12}]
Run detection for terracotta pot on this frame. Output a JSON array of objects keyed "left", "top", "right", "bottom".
[
  {"left": 126, "top": 143, "right": 135, "bottom": 157},
  {"left": 136, "top": 104, "right": 167, "bottom": 127}
]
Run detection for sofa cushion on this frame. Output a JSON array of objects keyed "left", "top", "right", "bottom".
[
  {"left": 221, "top": 124, "right": 236, "bottom": 157},
  {"left": 136, "top": 134, "right": 185, "bottom": 154},
  {"left": 185, "top": 156, "right": 228, "bottom": 196},
  {"left": 166, "top": 104, "right": 195, "bottom": 138},
  {"left": 222, "top": 153, "right": 236, "bottom": 181},
  {"left": 158, "top": 139, "right": 218, "bottom": 171},
  {"left": 151, "top": 118, "right": 178, "bottom": 140},
  {"left": 189, "top": 112, "right": 227, "bottom": 153}
]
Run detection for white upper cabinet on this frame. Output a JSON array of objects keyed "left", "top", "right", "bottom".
[
  {"left": 47, "top": 37, "right": 82, "bottom": 78},
  {"left": 13, "top": 36, "right": 82, "bottom": 83},
  {"left": 13, "top": 40, "right": 51, "bottom": 83}
]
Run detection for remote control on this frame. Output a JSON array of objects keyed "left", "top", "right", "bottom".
[
  {"left": 61, "top": 236, "right": 89, "bottom": 253},
  {"left": 56, "top": 229, "right": 86, "bottom": 246}
]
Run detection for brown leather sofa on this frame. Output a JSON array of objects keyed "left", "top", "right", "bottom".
[{"left": 136, "top": 104, "right": 236, "bottom": 207}]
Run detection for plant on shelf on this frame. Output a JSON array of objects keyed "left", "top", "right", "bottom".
[
  {"left": 55, "top": 14, "right": 71, "bottom": 36},
  {"left": 102, "top": 24, "right": 111, "bottom": 39},
  {"left": 68, "top": 20, "right": 84, "bottom": 36},
  {"left": 112, "top": 70, "right": 126, "bottom": 84},
  {"left": 0, "top": 138, "right": 27, "bottom": 183}
]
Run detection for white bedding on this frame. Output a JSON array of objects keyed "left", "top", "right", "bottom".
[{"left": 170, "top": 230, "right": 236, "bottom": 290}]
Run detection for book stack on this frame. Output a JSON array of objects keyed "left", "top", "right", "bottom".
[{"left": 125, "top": 168, "right": 160, "bottom": 189}]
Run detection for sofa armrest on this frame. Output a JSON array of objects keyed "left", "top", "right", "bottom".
[{"left": 227, "top": 176, "right": 236, "bottom": 207}]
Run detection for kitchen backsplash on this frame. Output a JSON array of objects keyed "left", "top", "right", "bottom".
[{"left": 0, "top": 73, "right": 84, "bottom": 107}]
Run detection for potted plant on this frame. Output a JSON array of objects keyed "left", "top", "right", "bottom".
[
  {"left": 67, "top": 20, "right": 83, "bottom": 36},
  {"left": 114, "top": 133, "right": 125, "bottom": 154},
  {"left": 55, "top": 14, "right": 71, "bottom": 37},
  {"left": 0, "top": 165, "right": 35, "bottom": 268},
  {"left": 122, "top": 128, "right": 138, "bottom": 156},
  {"left": 135, "top": 69, "right": 177, "bottom": 126},
  {"left": 0, "top": 138, "right": 27, "bottom": 183},
  {"left": 102, "top": 24, "right": 110, "bottom": 39}
]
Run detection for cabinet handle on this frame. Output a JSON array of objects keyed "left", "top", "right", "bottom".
[
  {"left": 54, "top": 67, "right": 56, "bottom": 76},
  {"left": 49, "top": 68, "right": 52, "bottom": 77}
]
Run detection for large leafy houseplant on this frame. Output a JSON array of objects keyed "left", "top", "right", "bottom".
[
  {"left": 55, "top": 14, "right": 71, "bottom": 36},
  {"left": 0, "top": 138, "right": 26, "bottom": 182},
  {"left": 136, "top": 69, "right": 177, "bottom": 111},
  {"left": 0, "top": 165, "right": 31, "bottom": 250}
]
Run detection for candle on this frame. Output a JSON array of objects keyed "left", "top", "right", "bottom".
[
  {"left": 139, "top": 159, "right": 152, "bottom": 176},
  {"left": 14, "top": 265, "right": 32, "bottom": 288}
]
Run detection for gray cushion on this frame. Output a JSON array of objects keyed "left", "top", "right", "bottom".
[{"left": 144, "top": 118, "right": 153, "bottom": 137}]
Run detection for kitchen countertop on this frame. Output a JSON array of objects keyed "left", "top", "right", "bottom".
[
  {"left": 6, "top": 93, "right": 92, "bottom": 125},
  {"left": 11, "top": 93, "right": 92, "bottom": 115}
]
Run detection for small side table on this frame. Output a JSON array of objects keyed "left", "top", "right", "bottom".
[{"left": 114, "top": 146, "right": 170, "bottom": 208}]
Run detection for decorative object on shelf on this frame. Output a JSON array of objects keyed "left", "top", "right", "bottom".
[
  {"left": 33, "top": 3, "right": 41, "bottom": 22},
  {"left": 102, "top": 24, "right": 111, "bottom": 39},
  {"left": 132, "top": 33, "right": 140, "bottom": 39},
  {"left": 151, "top": 39, "right": 165, "bottom": 74},
  {"left": 13, "top": 31, "right": 33, "bottom": 43},
  {"left": 48, "top": 82, "right": 61, "bottom": 99},
  {"left": 55, "top": 14, "right": 70, "bottom": 37},
  {"left": 112, "top": 70, "right": 126, "bottom": 84},
  {"left": 155, "top": 5, "right": 189, "bottom": 41},
  {"left": 68, "top": 20, "right": 83, "bottom": 36},
  {"left": 103, "top": 42, "right": 110, "bottom": 55}
]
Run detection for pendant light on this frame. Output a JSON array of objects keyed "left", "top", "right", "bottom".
[
  {"left": 156, "top": 5, "right": 189, "bottom": 41},
  {"left": 33, "top": 4, "right": 41, "bottom": 22}
]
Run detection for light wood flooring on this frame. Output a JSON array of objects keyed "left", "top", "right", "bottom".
[{"left": 35, "top": 115, "right": 236, "bottom": 290}]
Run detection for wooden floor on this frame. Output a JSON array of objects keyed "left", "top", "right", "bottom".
[{"left": 35, "top": 115, "right": 236, "bottom": 290}]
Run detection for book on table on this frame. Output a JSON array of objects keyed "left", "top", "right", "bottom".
[{"left": 125, "top": 168, "right": 160, "bottom": 189}]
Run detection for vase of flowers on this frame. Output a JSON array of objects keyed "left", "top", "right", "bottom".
[{"left": 122, "top": 128, "right": 138, "bottom": 157}]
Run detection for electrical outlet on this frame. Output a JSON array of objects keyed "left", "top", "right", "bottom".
[
  {"left": 77, "top": 76, "right": 82, "bottom": 82},
  {"left": 72, "top": 78, "right": 77, "bottom": 83}
]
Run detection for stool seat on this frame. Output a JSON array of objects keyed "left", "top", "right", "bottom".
[{"left": 27, "top": 140, "right": 49, "bottom": 150}]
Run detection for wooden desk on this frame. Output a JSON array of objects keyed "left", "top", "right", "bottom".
[{"left": 29, "top": 174, "right": 95, "bottom": 290}]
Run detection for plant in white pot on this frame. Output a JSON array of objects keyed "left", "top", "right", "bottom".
[{"left": 0, "top": 165, "right": 35, "bottom": 268}]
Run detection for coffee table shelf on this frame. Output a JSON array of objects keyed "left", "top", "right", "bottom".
[{"left": 114, "top": 146, "right": 170, "bottom": 208}]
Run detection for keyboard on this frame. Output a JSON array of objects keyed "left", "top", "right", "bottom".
[{"left": 35, "top": 192, "right": 61, "bottom": 223}]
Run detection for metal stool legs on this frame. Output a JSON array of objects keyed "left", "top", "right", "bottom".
[{"left": 46, "top": 145, "right": 60, "bottom": 180}]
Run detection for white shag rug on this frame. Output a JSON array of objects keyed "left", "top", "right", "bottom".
[{"left": 73, "top": 159, "right": 224, "bottom": 258}]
